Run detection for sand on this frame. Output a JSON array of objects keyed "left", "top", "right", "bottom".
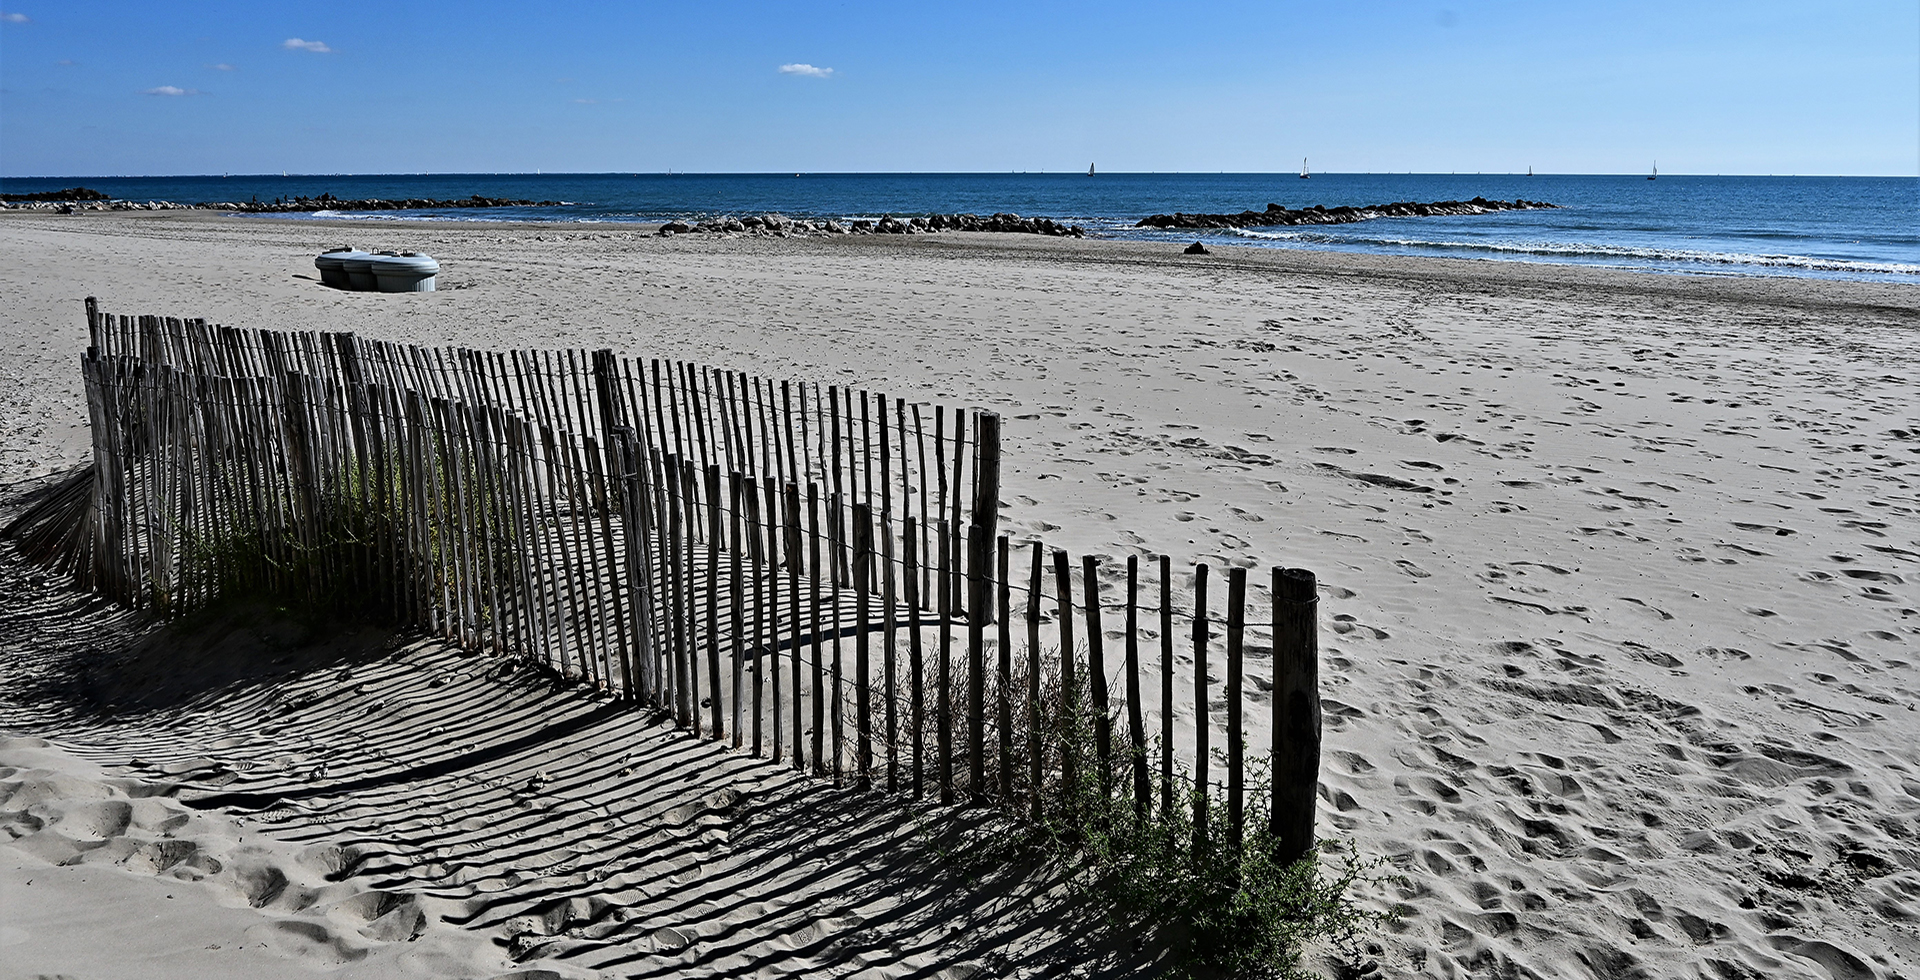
[{"left": 1, "top": 209, "right": 1916, "bottom": 979}]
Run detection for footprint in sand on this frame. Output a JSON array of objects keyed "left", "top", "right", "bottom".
[{"left": 1394, "top": 559, "right": 1431, "bottom": 578}]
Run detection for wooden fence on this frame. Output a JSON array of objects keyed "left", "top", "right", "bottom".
[{"left": 5, "top": 299, "right": 1323, "bottom": 863}]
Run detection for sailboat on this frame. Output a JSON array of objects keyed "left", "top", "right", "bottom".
[
  {"left": 1527, "top": 166, "right": 1533, "bottom": 177},
  {"left": 1088, "top": 163, "right": 1095, "bottom": 177},
  {"left": 1648, "top": 162, "right": 1657, "bottom": 181},
  {"left": 1299, "top": 157, "right": 1310, "bottom": 179}
]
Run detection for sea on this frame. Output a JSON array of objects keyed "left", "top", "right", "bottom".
[{"left": 4, "top": 172, "right": 1915, "bottom": 284}]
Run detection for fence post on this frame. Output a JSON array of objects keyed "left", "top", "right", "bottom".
[
  {"left": 854, "top": 501, "right": 874, "bottom": 791},
  {"left": 1192, "top": 562, "right": 1210, "bottom": 853},
  {"left": 1272, "top": 567, "right": 1321, "bottom": 864},
  {"left": 967, "top": 522, "right": 988, "bottom": 800},
  {"left": 1226, "top": 565, "right": 1247, "bottom": 855},
  {"left": 996, "top": 535, "right": 1013, "bottom": 802},
  {"left": 1083, "top": 554, "right": 1111, "bottom": 824},
  {"left": 1026, "top": 541, "right": 1044, "bottom": 822},
  {"left": 1125, "top": 555, "right": 1149, "bottom": 823},
  {"left": 967, "top": 412, "right": 1000, "bottom": 622},
  {"left": 1053, "top": 550, "right": 1077, "bottom": 816},
  {"left": 905, "top": 515, "right": 924, "bottom": 797}
]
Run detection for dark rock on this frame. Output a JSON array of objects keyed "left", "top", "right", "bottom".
[
  {"left": 659, "top": 220, "right": 692, "bottom": 235},
  {"left": 1184, "top": 242, "right": 1209, "bottom": 255},
  {"left": 1138, "top": 197, "right": 1559, "bottom": 230}
]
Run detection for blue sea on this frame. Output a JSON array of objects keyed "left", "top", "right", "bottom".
[{"left": 4, "top": 172, "right": 1915, "bottom": 284}]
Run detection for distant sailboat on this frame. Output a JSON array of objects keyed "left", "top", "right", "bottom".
[
  {"left": 1088, "top": 162, "right": 1095, "bottom": 177},
  {"left": 1648, "top": 162, "right": 1657, "bottom": 181},
  {"left": 1527, "top": 165, "right": 1533, "bottom": 177},
  {"left": 1299, "top": 157, "right": 1310, "bottom": 179}
]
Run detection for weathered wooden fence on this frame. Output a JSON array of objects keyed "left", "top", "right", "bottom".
[{"left": 6, "top": 299, "right": 1323, "bottom": 863}]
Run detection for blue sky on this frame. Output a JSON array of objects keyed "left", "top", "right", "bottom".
[{"left": 2, "top": 1, "right": 1914, "bottom": 176}]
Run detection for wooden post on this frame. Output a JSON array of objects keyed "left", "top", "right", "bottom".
[
  {"left": 1125, "top": 555, "right": 1150, "bottom": 823},
  {"left": 967, "top": 522, "right": 987, "bottom": 801},
  {"left": 766, "top": 477, "right": 783, "bottom": 764},
  {"left": 904, "top": 515, "right": 924, "bottom": 797},
  {"left": 1053, "top": 549, "right": 1077, "bottom": 812},
  {"left": 830, "top": 488, "right": 845, "bottom": 783},
  {"left": 1272, "top": 567, "right": 1321, "bottom": 865},
  {"left": 854, "top": 501, "right": 874, "bottom": 790},
  {"left": 1083, "top": 554, "right": 1111, "bottom": 819},
  {"left": 968, "top": 412, "right": 1001, "bottom": 622},
  {"left": 937, "top": 518, "right": 954, "bottom": 805},
  {"left": 1192, "top": 563, "right": 1210, "bottom": 852},
  {"left": 1026, "top": 541, "right": 1044, "bottom": 822},
  {"left": 1227, "top": 565, "right": 1247, "bottom": 855},
  {"left": 1161, "top": 554, "right": 1175, "bottom": 820},
  {"left": 665, "top": 456, "right": 690, "bottom": 724},
  {"left": 701, "top": 463, "right": 722, "bottom": 739},
  {"left": 747, "top": 476, "right": 765, "bottom": 756},
  {"left": 882, "top": 473, "right": 900, "bottom": 795},
  {"left": 808, "top": 481, "right": 825, "bottom": 775},
  {"left": 787, "top": 482, "right": 804, "bottom": 771},
  {"left": 996, "top": 535, "right": 1012, "bottom": 801},
  {"left": 729, "top": 472, "right": 747, "bottom": 747}
]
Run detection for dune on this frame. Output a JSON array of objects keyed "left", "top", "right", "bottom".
[{"left": 2, "top": 209, "right": 1917, "bottom": 979}]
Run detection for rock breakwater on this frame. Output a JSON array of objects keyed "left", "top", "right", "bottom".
[
  {"left": 663, "top": 212, "right": 1086, "bottom": 238},
  {"left": 1136, "top": 197, "right": 1559, "bottom": 230},
  {"left": 1, "top": 190, "right": 562, "bottom": 213}
]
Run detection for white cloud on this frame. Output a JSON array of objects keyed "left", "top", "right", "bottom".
[
  {"left": 778, "top": 63, "right": 833, "bottom": 78},
  {"left": 143, "top": 85, "right": 200, "bottom": 96},
  {"left": 572, "top": 98, "right": 597, "bottom": 104},
  {"left": 1, "top": 12, "right": 29, "bottom": 23},
  {"left": 283, "top": 38, "right": 331, "bottom": 53},
  {"left": 210, "top": 62, "right": 234, "bottom": 71}
]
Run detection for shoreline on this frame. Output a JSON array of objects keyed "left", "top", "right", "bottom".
[
  {"left": 6, "top": 204, "right": 1914, "bottom": 289},
  {"left": 4, "top": 208, "right": 1916, "bottom": 315},
  {"left": 3, "top": 208, "right": 1918, "bottom": 979}
]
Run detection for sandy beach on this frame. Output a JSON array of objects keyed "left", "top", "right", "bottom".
[{"left": 2, "top": 210, "right": 1917, "bottom": 979}]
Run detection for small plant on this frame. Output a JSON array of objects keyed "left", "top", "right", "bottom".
[
  {"left": 925, "top": 649, "right": 1400, "bottom": 979},
  {"left": 1062, "top": 748, "right": 1399, "bottom": 978}
]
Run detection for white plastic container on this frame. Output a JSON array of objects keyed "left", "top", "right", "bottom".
[
  {"left": 315, "top": 247, "right": 370, "bottom": 289},
  {"left": 341, "top": 253, "right": 380, "bottom": 291},
  {"left": 369, "top": 252, "right": 439, "bottom": 292}
]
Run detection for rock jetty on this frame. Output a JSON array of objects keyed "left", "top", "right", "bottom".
[
  {"left": 0, "top": 190, "right": 562, "bottom": 213},
  {"left": 663, "top": 212, "right": 1086, "bottom": 239},
  {"left": 1136, "top": 197, "right": 1559, "bottom": 230}
]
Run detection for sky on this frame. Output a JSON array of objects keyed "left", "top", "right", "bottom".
[{"left": 1, "top": 1, "right": 1915, "bottom": 177}]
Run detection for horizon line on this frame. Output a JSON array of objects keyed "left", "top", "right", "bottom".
[{"left": 5, "top": 170, "right": 1917, "bottom": 181}]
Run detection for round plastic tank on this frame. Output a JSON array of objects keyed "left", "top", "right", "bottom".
[
  {"left": 369, "top": 252, "right": 440, "bottom": 292},
  {"left": 314, "top": 247, "right": 369, "bottom": 289},
  {"left": 340, "top": 253, "right": 380, "bottom": 291}
]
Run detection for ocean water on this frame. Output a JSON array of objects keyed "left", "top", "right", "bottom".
[{"left": 4, "top": 172, "right": 1914, "bottom": 284}]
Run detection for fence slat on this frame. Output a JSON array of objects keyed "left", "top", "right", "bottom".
[
  {"left": 1083, "top": 554, "right": 1111, "bottom": 822},
  {"left": 1125, "top": 555, "right": 1149, "bottom": 823},
  {"left": 1227, "top": 565, "right": 1247, "bottom": 854},
  {"left": 1192, "top": 563, "right": 1211, "bottom": 851}
]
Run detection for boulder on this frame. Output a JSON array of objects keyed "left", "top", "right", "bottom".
[{"left": 1184, "top": 242, "right": 1210, "bottom": 255}]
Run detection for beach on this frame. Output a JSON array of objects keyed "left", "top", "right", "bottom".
[{"left": 2, "top": 210, "right": 1917, "bottom": 979}]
